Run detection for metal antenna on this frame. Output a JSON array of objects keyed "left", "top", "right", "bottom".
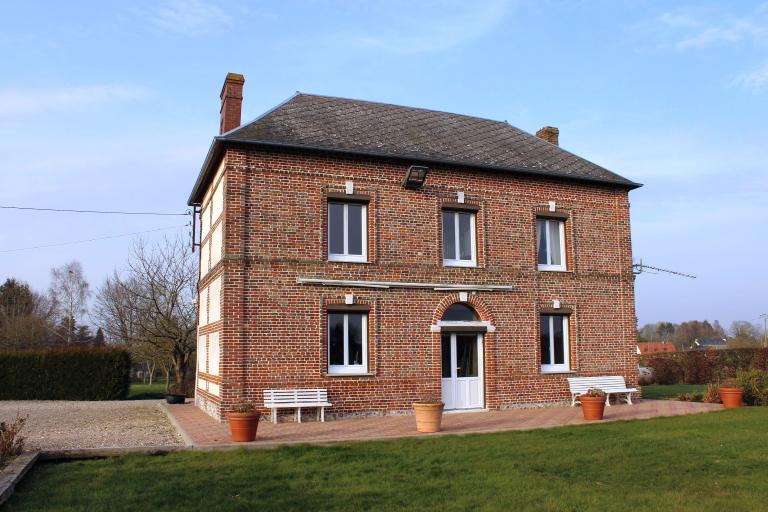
[{"left": 633, "top": 258, "right": 696, "bottom": 279}]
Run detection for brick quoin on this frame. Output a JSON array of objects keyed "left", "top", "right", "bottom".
[{"left": 192, "top": 143, "right": 639, "bottom": 422}]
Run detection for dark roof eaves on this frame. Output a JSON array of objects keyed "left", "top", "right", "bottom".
[{"left": 219, "top": 136, "right": 643, "bottom": 190}]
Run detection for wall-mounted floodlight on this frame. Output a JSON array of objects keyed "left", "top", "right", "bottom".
[{"left": 403, "top": 165, "right": 429, "bottom": 189}]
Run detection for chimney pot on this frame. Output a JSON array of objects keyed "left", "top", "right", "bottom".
[
  {"left": 536, "top": 126, "right": 559, "bottom": 146},
  {"left": 220, "top": 73, "right": 245, "bottom": 134}
]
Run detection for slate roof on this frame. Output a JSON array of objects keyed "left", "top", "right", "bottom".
[{"left": 188, "top": 93, "right": 640, "bottom": 204}]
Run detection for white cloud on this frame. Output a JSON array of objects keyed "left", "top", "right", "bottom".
[
  {"left": 676, "top": 20, "right": 761, "bottom": 50},
  {"left": 731, "top": 60, "right": 768, "bottom": 90},
  {"left": 136, "top": 0, "right": 231, "bottom": 36},
  {"left": 0, "top": 85, "right": 148, "bottom": 118},
  {"left": 336, "top": 0, "right": 511, "bottom": 54},
  {"left": 659, "top": 12, "right": 698, "bottom": 29}
]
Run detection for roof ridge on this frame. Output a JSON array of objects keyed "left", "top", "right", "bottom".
[{"left": 291, "top": 92, "right": 510, "bottom": 126}]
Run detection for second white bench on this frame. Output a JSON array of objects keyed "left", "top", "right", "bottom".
[
  {"left": 567, "top": 376, "right": 637, "bottom": 407},
  {"left": 263, "top": 388, "right": 332, "bottom": 423}
]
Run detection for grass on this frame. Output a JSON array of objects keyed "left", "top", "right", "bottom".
[
  {"left": 642, "top": 384, "right": 708, "bottom": 400},
  {"left": 5, "top": 408, "right": 768, "bottom": 511},
  {"left": 126, "top": 382, "right": 167, "bottom": 400}
]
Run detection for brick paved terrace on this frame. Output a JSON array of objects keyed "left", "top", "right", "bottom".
[{"left": 164, "top": 399, "right": 722, "bottom": 448}]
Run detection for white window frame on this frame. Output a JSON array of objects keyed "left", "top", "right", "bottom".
[
  {"left": 537, "top": 218, "right": 567, "bottom": 272},
  {"left": 442, "top": 210, "right": 477, "bottom": 267},
  {"left": 328, "top": 202, "right": 367, "bottom": 263},
  {"left": 540, "top": 314, "right": 570, "bottom": 373},
  {"left": 328, "top": 312, "right": 368, "bottom": 375}
]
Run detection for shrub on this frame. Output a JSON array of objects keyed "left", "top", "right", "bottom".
[
  {"left": 582, "top": 388, "right": 606, "bottom": 398},
  {"left": 645, "top": 349, "right": 762, "bottom": 385},
  {"left": 677, "top": 393, "right": 692, "bottom": 402},
  {"left": 752, "top": 348, "right": 768, "bottom": 371},
  {"left": 736, "top": 370, "right": 768, "bottom": 406},
  {"left": 0, "top": 348, "right": 130, "bottom": 400},
  {"left": 0, "top": 413, "right": 27, "bottom": 466},
  {"left": 646, "top": 357, "right": 684, "bottom": 385},
  {"left": 704, "top": 384, "right": 721, "bottom": 404},
  {"left": 638, "top": 374, "right": 654, "bottom": 386},
  {"left": 231, "top": 402, "right": 256, "bottom": 413}
]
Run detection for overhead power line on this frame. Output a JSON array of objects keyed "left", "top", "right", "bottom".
[
  {"left": 0, "top": 224, "right": 189, "bottom": 254},
  {"left": 0, "top": 205, "right": 191, "bottom": 216}
]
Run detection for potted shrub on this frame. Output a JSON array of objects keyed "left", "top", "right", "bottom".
[
  {"left": 579, "top": 388, "right": 606, "bottom": 420},
  {"left": 413, "top": 397, "right": 444, "bottom": 433},
  {"left": 165, "top": 383, "right": 186, "bottom": 404},
  {"left": 226, "top": 402, "right": 260, "bottom": 442},
  {"left": 718, "top": 378, "right": 744, "bottom": 409}
]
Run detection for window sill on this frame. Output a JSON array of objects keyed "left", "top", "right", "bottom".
[
  {"left": 537, "top": 266, "right": 568, "bottom": 272},
  {"left": 443, "top": 261, "right": 477, "bottom": 268},
  {"left": 540, "top": 370, "right": 576, "bottom": 375},
  {"left": 324, "top": 372, "right": 375, "bottom": 377},
  {"left": 329, "top": 257, "right": 369, "bottom": 264}
]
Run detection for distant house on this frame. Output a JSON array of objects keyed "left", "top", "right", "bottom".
[
  {"left": 637, "top": 341, "right": 676, "bottom": 354},
  {"left": 692, "top": 338, "right": 728, "bottom": 350}
]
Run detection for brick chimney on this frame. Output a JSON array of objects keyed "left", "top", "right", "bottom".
[
  {"left": 536, "top": 126, "right": 559, "bottom": 146},
  {"left": 220, "top": 73, "right": 245, "bottom": 134}
]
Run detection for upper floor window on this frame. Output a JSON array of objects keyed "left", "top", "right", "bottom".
[
  {"left": 540, "top": 314, "right": 569, "bottom": 373},
  {"left": 328, "top": 202, "right": 367, "bottom": 262},
  {"left": 442, "top": 210, "right": 476, "bottom": 267},
  {"left": 536, "top": 218, "right": 566, "bottom": 271},
  {"left": 328, "top": 311, "right": 368, "bottom": 374}
]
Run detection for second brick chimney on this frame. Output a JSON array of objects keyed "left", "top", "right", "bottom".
[
  {"left": 536, "top": 126, "right": 559, "bottom": 146},
  {"left": 220, "top": 73, "right": 245, "bottom": 134}
]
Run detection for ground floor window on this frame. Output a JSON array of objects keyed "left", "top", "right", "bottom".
[
  {"left": 328, "top": 312, "right": 368, "bottom": 374},
  {"left": 540, "top": 314, "right": 569, "bottom": 372}
]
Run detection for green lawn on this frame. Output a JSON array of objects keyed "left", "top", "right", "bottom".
[
  {"left": 5, "top": 408, "right": 768, "bottom": 511},
  {"left": 126, "top": 382, "right": 167, "bottom": 400},
  {"left": 642, "top": 384, "right": 707, "bottom": 400}
]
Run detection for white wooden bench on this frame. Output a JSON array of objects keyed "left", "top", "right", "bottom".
[
  {"left": 263, "top": 388, "right": 332, "bottom": 423},
  {"left": 567, "top": 376, "right": 637, "bottom": 407}
]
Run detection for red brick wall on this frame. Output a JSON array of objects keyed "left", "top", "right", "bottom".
[{"left": 198, "top": 145, "right": 638, "bottom": 420}]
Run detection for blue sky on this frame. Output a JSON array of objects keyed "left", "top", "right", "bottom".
[{"left": 0, "top": 0, "right": 766, "bottom": 329}]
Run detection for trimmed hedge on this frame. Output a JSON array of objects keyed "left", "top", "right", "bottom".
[
  {"left": 0, "top": 347, "right": 131, "bottom": 400},
  {"left": 643, "top": 348, "right": 768, "bottom": 385}
]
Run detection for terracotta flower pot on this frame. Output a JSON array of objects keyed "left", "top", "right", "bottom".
[
  {"left": 579, "top": 395, "right": 606, "bottom": 420},
  {"left": 413, "top": 402, "right": 444, "bottom": 433},
  {"left": 226, "top": 412, "right": 259, "bottom": 442},
  {"left": 719, "top": 387, "right": 744, "bottom": 409}
]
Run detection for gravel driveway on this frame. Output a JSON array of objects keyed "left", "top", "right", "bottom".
[{"left": 0, "top": 400, "right": 183, "bottom": 451}]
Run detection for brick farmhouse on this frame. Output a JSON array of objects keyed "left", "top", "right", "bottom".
[{"left": 188, "top": 73, "right": 641, "bottom": 421}]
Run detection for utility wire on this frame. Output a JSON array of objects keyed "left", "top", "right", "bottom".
[
  {"left": 0, "top": 205, "right": 190, "bottom": 216},
  {"left": 0, "top": 224, "right": 189, "bottom": 254}
]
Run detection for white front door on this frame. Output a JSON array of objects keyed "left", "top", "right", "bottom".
[{"left": 441, "top": 332, "right": 484, "bottom": 410}]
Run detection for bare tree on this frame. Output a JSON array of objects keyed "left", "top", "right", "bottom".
[
  {"left": 93, "top": 237, "right": 197, "bottom": 387},
  {"left": 0, "top": 278, "right": 57, "bottom": 350},
  {"left": 49, "top": 261, "right": 90, "bottom": 344}
]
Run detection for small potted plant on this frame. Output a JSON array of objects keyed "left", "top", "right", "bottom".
[
  {"left": 413, "top": 396, "right": 444, "bottom": 433},
  {"left": 718, "top": 378, "right": 744, "bottom": 409},
  {"left": 579, "top": 388, "right": 606, "bottom": 420},
  {"left": 165, "top": 383, "right": 186, "bottom": 404},
  {"left": 226, "top": 402, "right": 260, "bottom": 442}
]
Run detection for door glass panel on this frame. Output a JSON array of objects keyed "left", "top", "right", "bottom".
[
  {"left": 347, "top": 204, "right": 364, "bottom": 256},
  {"left": 540, "top": 315, "right": 551, "bottom": 365},
  {"left": 442, "top": 212, "right": 456, "bottom": 260},
  {"left": 456, "top": 335, "right": 478, "bottom": 377},
  {"left": 553, "top": 315, "right": 565, "bottom": 365},
  {"left": 328, "top": 203, "right": 344, "bottom": 255},
  {"left": 441, "top": 334, "right": 451, "bottom": 378},
  {"left": 536, "top": 219, "right": 547, "bottom": 265},
  {"left": 458, "top": 212, "right": 473, "bottom": 260},
  {"left": 347, "top": 313, "right": 364, "bottom": 365},
  {"left": 328, "top": 313, "right": 344, "bottom": 365}
]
